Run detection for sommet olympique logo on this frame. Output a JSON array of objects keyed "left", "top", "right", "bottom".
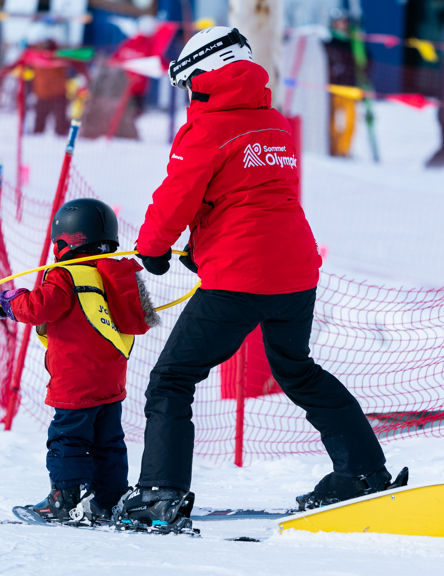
[{"left": 243, "top": 144, "right": 297, "bottom": 169}]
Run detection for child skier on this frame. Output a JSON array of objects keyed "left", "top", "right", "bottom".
[{"left": 0, "top": 198, "right": 160, "bottom": 524}]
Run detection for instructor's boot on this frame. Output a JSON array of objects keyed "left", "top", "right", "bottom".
[
  {"left": 120, "top": 486, "right": 195, "bottom": 533},
  {"left": 296, "top": 466, "right": 409, "bottom": 511}
]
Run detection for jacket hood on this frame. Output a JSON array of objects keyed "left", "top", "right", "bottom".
[
  {"left": 97, "top": 258, "right": 160, "bottom": 335},
  {"left": 188, "top": 61, "right": 272, "bottom": 116}
]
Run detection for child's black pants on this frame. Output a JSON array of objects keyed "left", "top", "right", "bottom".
[{"left": 46, "top": 401, "right": 128, "bottom": 510}]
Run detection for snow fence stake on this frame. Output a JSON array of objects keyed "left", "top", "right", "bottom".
[{"left": 4, "top": 120, "right": 81, "bottom": 431}]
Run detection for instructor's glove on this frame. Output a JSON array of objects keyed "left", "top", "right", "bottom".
[
  {"left": 179, "top": 244, "right": 198, "bottom": 274},
  {"left": 137, "top": 248, "right": 172, "bottom": 276}
]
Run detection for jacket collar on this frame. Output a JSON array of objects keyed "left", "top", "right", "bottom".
[{"left": 187, "top": 61, "right": 272, "bottom": 119}]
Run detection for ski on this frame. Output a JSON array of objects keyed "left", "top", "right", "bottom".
[
  {"left": 1, "top": 511, "right": 262, "bottom": 542},
  {"left": 8, "top": 506, "right": 201, "bottom": 537},
  {"left": 11, "top": 506, "right": 108, "bottom": 531},
  {"left": 190, "top": 507, "right": 299, "bottom": 521},
  {"left": 13, "top": 506, "right": 58, "bottom": 526},
  {"left": 7, "top": 502, "right": 299, "bottom": 527}
]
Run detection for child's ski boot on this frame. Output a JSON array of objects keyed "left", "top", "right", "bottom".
[{"left": 31, "top": 483, "right": 108, "bottom": 525}]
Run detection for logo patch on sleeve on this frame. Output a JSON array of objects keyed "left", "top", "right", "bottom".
[
  {"left": 243, "top": 144, "right": 266, "bottom": 168},
  {"left": 243, "top": 143, "right": 297, "bottom": 169}
]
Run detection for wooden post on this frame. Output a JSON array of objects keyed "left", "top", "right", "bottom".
[{"left": 229, "top": 0, "right": 284, "bottom": 109}]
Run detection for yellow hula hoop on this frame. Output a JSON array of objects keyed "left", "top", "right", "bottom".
[{"left": 0, "top": 250, "right": 201, "bottom": 312}]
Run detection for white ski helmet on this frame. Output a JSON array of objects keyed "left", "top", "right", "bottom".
[{"left": 168, "top": 26, "right": 253, "bottom": 89}]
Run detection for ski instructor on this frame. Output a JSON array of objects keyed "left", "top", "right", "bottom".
[{"left": 123, "top": 27, "right": 405, "bottom": 532}]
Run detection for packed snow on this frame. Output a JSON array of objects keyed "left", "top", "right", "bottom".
[
  {"left": 1, "top": 94, "right": 444, "bottom": 574},
  {"left": 1, "top": 412, "right": 444, "bottom": 575}
]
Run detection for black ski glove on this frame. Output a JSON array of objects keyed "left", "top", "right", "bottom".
[
  {"left": 179, "top": 244, "right": 198, "bottom": 274},
  {"left": 137, "top": 248, "right": 172, "bottom": 276}
]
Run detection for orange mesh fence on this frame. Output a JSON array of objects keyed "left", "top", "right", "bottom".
[
  {"left": 0, "top": 168, "right": 443, "bottom": 464},
  {"left": 1, "top": 41, "right": 444, "bottom": 463}
]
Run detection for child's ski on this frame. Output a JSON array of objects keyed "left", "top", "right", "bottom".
[
  {"left": 9, "top": 506, "right": 200, "bottom": 537},
  {"left": 10, "top": 506, "right": 107, "bottom": 530}
]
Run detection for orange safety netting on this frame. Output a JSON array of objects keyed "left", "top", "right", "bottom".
[{"left": 1, "top": 168, "right": 443, "bottom": 464}]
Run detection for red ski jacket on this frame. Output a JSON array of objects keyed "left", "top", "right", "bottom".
[
  {"left": 137, "top": 60, "right": 322, "bottom": 294},
  {"left": 10, "top": 258, "right": 156, "bottom": 410}
]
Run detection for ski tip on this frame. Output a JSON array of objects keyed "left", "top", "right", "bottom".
[{"left": 12, "top": 506, "right": 51, "bottom": 526}]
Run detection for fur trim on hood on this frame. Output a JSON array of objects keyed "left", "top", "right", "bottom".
[
  {"left": 96, "top": 257, "right": 159, "bottom": 335},
  {"left": 136, "top": 272, "right": 161, "bottom": 328}
]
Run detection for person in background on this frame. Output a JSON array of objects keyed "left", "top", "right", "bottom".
[
  {"left": 30, "top": 40, "right": 71, "bottom": 136},
  {"left": 324, "top": 8, "right": 357, "bottom": 157},
  {"left": 426, "top": 27, "right": 444, "bottom": 167}
]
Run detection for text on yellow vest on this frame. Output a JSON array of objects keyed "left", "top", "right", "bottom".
[{"left": 36, "top": 264, "right": 135, "bottom": 359}]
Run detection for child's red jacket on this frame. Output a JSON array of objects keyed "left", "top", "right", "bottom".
[
  {"left": 137, "top": 60, "right": 322, "bottom": 295},
  {"left": 10, "top": 258, "right": 157, "bottom": 410}
]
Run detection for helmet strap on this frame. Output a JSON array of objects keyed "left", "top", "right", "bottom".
[{"left": 53, "top": 242, "right": 71, "bottom": 262}]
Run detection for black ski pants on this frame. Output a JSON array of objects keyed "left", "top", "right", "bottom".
[{"left": 140, "top": 288, "right": 385, "bottom": 492}]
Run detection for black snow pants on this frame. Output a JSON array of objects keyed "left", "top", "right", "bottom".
[
  {"left": 139, "top": 288, "right": 385, "bottom": 492},
  {"left": 47, "top": 402, "right": 128, "bottom": 510}
]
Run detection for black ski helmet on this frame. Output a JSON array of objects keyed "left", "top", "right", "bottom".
[{"left": 51, "top": 198, "right": 119, "bottom": 252}]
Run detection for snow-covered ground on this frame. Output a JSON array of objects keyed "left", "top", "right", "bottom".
[
  {"left": 1, "top": 94, "right": 444, "bottom": 574},
  {"left": 1, "top": 411, "right": 444, "bottom": 576}
]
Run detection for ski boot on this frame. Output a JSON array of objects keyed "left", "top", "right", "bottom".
[
  {"left": 296, "top": 466, "right": 409, "bottom": 511},
  {"left": 111, "top": 486, "right": 134, "bottom": 517},
  {"left": 31, "top": 483, "right": 107, "bottom": 525},
  {"left": 113, "top": 486, "right": 199, "bottom": 536},
  {"left": 69, "top": 485, "right": 110, "bottom": 525}
]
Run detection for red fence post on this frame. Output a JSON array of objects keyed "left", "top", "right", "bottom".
[
  {"left": 4, "top": 120, "right": 81, "bottom": 431},
  {"left": 284, "top": 115, "right": 303, "bottom": 206},
  {"left": 15, "top": 67, "right": 25, "bottom": 220},
  {"left": 234, "top": 341, "right": 246, "bottom": 467}
]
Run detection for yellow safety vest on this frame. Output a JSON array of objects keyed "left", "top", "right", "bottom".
[{"left": 36, "top": 265, "right": 135, "bottom": 359}]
